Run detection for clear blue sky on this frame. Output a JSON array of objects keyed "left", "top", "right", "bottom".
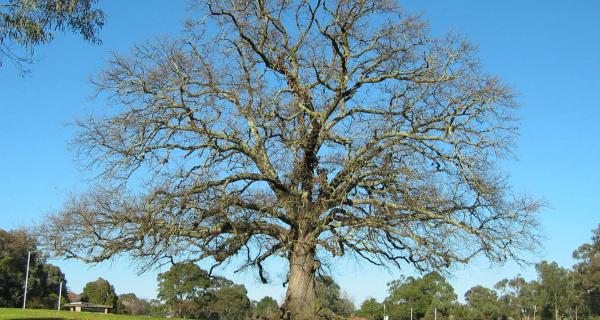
[{"left": 1, "top": 0, "right": 599, "bottom": 305}]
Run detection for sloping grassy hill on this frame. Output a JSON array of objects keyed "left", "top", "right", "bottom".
[{"left": 0, "top": 308, "right": 167, "bottom": 320}]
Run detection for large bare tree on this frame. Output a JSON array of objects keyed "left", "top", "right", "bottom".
[{"left": 40, "top": 1, "right": 540, "bottom": 319}]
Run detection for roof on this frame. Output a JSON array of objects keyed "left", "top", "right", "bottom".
[{"left": 64, "top": 302, "right": 113, "bottom": 309}]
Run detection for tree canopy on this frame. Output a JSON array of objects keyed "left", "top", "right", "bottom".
[
  {"left": 316, "top": 275, "right": 354, "bottom": 317},
  {"left": 494, "top": 275, "right": 538, "bottom": 319},
  {"left": 573, "top": 225, "right": 600, "bottom": 313},
  {"left": 156, "top": 262, "right": 251, "bottom": 319},
  {"left": 157, "top": 262, "right": 212, "bottom": 306},
  {"left": 355, "top": 298, "right": 383, "bottom": 320},
  {"left": 157, "top": 262, "right": 213, "bottom": 318},
  {"left": 207, "top": 284, "right": 251, "bottom": 320},
  {"left": 117, "top": 293, "right": 152, "bottom": 315},
  {"left": 80, "top": 277, "right": 118, "bottom": 309},
  {"left": 0, "top": 0, "right": 103, "bottom": 69},
  {"left": 252, "top": 296, "right": 279, "bottom": 319},
  {"left": 40, "top": 1, "right": 540, "bottom": 318},
  {"left": 385, "top": 272, "right": 456, "bottom": 320},
  {"left": 464, "top": 285, "right": 500, "bottom": 320}
]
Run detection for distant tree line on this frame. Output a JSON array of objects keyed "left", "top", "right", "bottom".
[
  {"left": 54, "top": 262, "right": 354, "bottom": 319},
  {"left": 3, "top": 225, "right": 600, "bottom": 320},
  {"left": 153, "top": 262, "right": 355, "bottom": 320},
  {"left": 356, "top": 225, "right": 600, "bottom": 320}
]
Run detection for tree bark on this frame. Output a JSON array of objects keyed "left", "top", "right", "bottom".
[{"left": 282, "top": 241, "right": 318, "bottom": 320}]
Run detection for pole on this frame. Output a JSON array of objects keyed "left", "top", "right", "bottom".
[
  {"left": 22, "top": 251, "right": 31, "bottom": 309},
  {"left": 383, "top": 303, "right": 388, "bottom": 320},
  {"left": 555, "top": 292, "right": 558, "bottom": 320},
  {"left": 434, "top": 307, "right": 437, "bottom": 320},
  {"left": 534, "top": 304, "right": 537, "bottom": 320},
  {"left": 57, "top": 281, "right": 63, "bottom": 311},
  {"left": 411, "top": 307, "right": 413, "bottom": 320}
]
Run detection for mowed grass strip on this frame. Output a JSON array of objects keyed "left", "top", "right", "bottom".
[{"left": 0, "top": 308, "right": 169, "bottom": 320}]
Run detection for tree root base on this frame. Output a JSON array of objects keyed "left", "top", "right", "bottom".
[{"left": 253, "top": 307, "right": 346, "bottom": 320}]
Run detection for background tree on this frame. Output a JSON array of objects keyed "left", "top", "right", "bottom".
[
  {"left": 40, "top": 0, "right": 540, "bottom": 318},
  {"left": 448, "top": 304, "right": 471, "bottom": 320},
  {"left": 0, "top": 0, "right": 103, "bottom": 70},
  {"left": 149, "top": 298, "right": 169, "bottom": 318},
  {"left": 385, "top": 272, "right": 456, "bottom": 320},
  {"left": 157, "top": 261, "right": 250, "bottom": 319},
  {"left": 422, "top": 275, "right": 457, "bottom": 320},
  {"left": 0, "top": 229, "right": 68, "bottom": 309},
  {"left": 315, "top": 276, "right": 355, "bottom": 317},
  {"left": 80, "top": 278, "right": 117, "bottom": 309},
  {"left": 464, "top": 285, "right": 500, "bottom": 320},
  {"left": 535, "top": 261, "right": 578, "bottom": 320},
  {"left": 0, "top": 229, "right": 37, "bottom": 307},
  {"left": 117, "top": 293, "right": 136, "bottom": 314},
  {"left": 494, "top": 275, "right": 543, "bottom": 319},
  {"left": 206, "top": 284, "right": 251, "bottom": 320},
  {"left": 157, "top": 262, "right": 211, "bottom": 318},
  {"left": 518, "top": 280, "right": 543, "bottom": 320},
  {"left": 117, "top": 293, "right": 152, "bottom": 315},
  {"left": 31, "top": 264, "right": 70, "bottom": 309},
  {"left": 573, "top": 225, "right": 600, "bottom": 315},
  {"left": 252, "top": 296, "right": 279, "bottom": 319},
  {"left": 355, "top": 298, "right": 383, "bottom": 320}
]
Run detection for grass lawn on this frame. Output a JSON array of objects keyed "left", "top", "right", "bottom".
[{"left": 0, "top": 309, "right": 167, "bottom": 320}]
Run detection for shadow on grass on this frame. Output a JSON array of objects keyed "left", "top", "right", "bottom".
[{"left": 6, "top": 318, "right": 67, "bottom": 320}]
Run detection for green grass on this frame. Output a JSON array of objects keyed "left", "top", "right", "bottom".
[{"left": 0, "top": 308, "right": 167, "bottom": 320}]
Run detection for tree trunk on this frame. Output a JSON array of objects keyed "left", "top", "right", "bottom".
[{"left": 282, "top": 241, "right": 318, "bottom": 320}]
